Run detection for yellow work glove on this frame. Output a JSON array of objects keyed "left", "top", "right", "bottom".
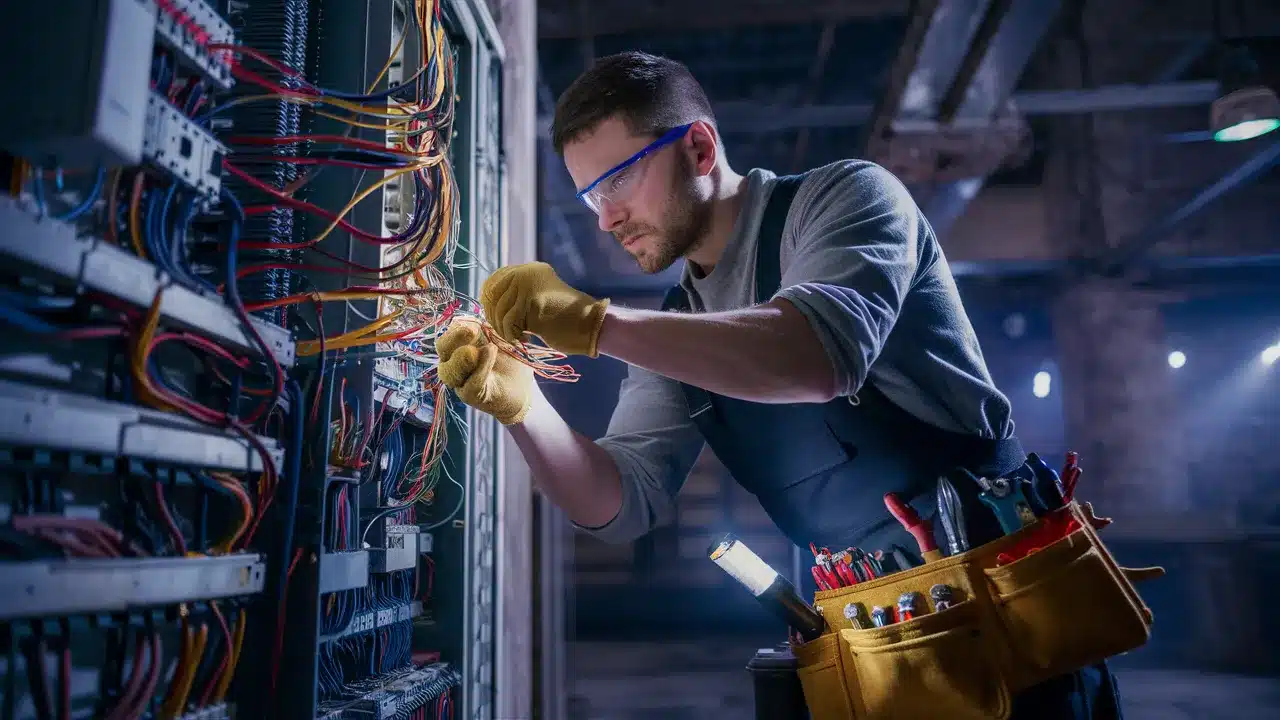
[
  {"left": 479, "top": 262, "right": 610, "bottom": 357},
  {"left": 436, "top": 319, "right": 534, "bottom": 426}
]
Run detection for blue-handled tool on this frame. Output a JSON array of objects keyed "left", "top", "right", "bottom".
[{"left": 964, "top": 470, "right": 1037, "bottom": 534}]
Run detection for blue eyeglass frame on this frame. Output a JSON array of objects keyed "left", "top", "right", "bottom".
[{"left": 574, "top": 123, "right": 694, "bottom": 207}]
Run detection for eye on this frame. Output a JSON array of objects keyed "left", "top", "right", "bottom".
[{"left": 608, "top": 166, "right": 634, "bottom": 192}]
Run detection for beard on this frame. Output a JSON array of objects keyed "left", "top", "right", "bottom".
[{"left": 613, "top": 156, "right": 712, "bottom": 274}]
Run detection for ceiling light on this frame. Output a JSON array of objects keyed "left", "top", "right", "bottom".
[
  {"left": 1263, "top": 343, "right": 1280, "bottom": 367},
  {"left": 1211, "top": 46, "right": 1280, "bottom": 143},
  {"left": 1212, "top": 88, "right": 1280, "bottom": 142}
]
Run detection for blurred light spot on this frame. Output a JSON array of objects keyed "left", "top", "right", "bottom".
[{"left": 1033, "top": 371, "right": 1051, "bottom": 398}]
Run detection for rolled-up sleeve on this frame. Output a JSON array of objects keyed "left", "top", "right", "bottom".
[
  {"left": 574, "top": 364, "right": 705, "bottom": 544},
  {"left": 773, "top": 162, "right": 919, "bottom": 398}
]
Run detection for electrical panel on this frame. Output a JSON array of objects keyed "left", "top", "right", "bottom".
[{"left": 0, "top": 0, "right": 515, "bottom": 718}]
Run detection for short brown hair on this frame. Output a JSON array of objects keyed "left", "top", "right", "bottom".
[{"left": 550, "top": 52, "right": 715, "bottom": 155}]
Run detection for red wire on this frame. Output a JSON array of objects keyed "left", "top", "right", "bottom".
[
  {"left": 270, "top": 548, "right": 306, "bottom": 706},
  {"left": 238, "top": 156, "right": 419, "bottom": 171},
  {"left": 221, "top": 161, "right": 403, "bottom": 246},
  {"left": 59, "top": 644, "right": 70, "bottom": 720},
  {"left": 153, "top": 481, "right": 188, "bottom": 556},
  {"left": 56, "top": 326, "right": 126, "bottom": 341},
  {"left": 236, "top": 261, "right": 379, "bottom": 282},
  {"left": 104, "top": 632, "right": 146, "bottom": 720},
  {"left": 199, "top": 604, "right": 233, "bottom": 707},
  {"left": 233, "top": 420, "right": 279, "bottom": 550}
]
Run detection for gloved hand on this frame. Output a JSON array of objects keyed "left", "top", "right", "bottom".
[
  {"left": 479, "top": 262, "right": 610, "bottom": 357},
  {"left": 436, "top": 318, "right": 535, "bottom": 426}
]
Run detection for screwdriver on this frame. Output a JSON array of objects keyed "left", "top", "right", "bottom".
[
  {"left": 930, "top": 584, "right": 954, "bottom": 612},
  {"left": 871, "top": 606, "right": 891, "bottom": 627},
  {"left": 843, "top": 602, "right": 868, "bottom": 629},
  {"left": 935, "top": 476, "right": 969, "bottom": 556},
  {"left": 897, "top": 592, "right": 922, "bottom": 622}
]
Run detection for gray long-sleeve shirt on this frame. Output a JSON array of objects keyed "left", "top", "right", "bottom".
[{"left": 579, "top": 160, "right": 1015, "bottom": 543}]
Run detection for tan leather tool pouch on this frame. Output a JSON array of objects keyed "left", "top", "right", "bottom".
[{"left": 792, "top": 502, "right": 1164, "bottom": 720}]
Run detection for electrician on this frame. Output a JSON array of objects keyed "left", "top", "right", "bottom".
[{"left": 436, "top": 52, "right": 1123, "bottom": 718}]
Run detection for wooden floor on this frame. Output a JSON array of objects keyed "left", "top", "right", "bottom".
[{"left": 567, "top": 640, "right": 1280, "bottom": 720}]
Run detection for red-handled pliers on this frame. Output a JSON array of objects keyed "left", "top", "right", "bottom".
[
  {"left": 834, "top": 556, "right": 859, "bottom": 587},
  {"left": 810, "top": 543, "right": 841, "bottom": 589}
]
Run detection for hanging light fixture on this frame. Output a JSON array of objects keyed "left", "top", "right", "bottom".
[
  {"left": 1209, "top": 1, "right": 1279, "bottom": 143},
  {"left": 1210, "top": 45, "right": 1280, "bottom": 142}
]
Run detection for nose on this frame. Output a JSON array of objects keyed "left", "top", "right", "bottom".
[{"left": 596, "top": 197, "right": 626, "bottom": 233}]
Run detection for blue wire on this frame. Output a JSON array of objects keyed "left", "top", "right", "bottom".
[
  {"left": 0, "top": 303, "right": 60, "bottom": 334},
  {"left": 185, "top": 81, "right": 206, "bottom": 115},
  {"left": 143, "top": 192, "right": 169, "bottom": 274},
  {"left": 54, "top": 167, "right": 105, "bottom": 222},
  {"left": 221, "top": 187, "right": 284, "bottom": 410},
  {"left": 32, "top": 171, "right": 46, "bottom": 218}
]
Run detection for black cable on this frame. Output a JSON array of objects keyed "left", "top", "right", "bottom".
[
  {"left": 21, "top": 630, "right": 52, "bottom": 720},
  {"left": 3, "top": 624, "right": 15, "bottom": 720},
  {"left": 56, "top": 620, "right": 69, "bottom": 720}
]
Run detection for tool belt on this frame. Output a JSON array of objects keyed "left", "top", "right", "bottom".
[{"left": 791, "top": 500, "right": 1164, "bottom": 720}]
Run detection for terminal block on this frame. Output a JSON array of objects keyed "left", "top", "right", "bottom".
[{"left": 152, "top": 0, "right": 236, "bottom": 90}]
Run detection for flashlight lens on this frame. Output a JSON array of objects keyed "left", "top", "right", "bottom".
[{"left": 710, "top": 538, "right": 778, "bottom": 596}]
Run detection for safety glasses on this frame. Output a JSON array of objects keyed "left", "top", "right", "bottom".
[{"left": 574, "top": 123, "right": 693, "bottom": 215}]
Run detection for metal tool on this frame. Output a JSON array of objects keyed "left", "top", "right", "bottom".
[
  {"left": 833, "top": 555, "right": 859, "bottom": 587},
  {"left": 843, "top": 602, "right": 867, "bottom": 629},
  {"left": 871, "top": 606, "right": 891, "bottom": 627},
  {"left": 863, "top": 549, "right": 884, "bottom": 577},
  {"left": 964, "top": 470, "right": 1037, "bottom": 534},
  {"left": 883, "top": 492, "right": 939, "bottom": 557},
  {"left": 1026, "top": 452, "right": 1067, "bottom": 509},
  {"left": 930, "top": 584, "right": 954, "bottom": 612},
  {"left": 935, "top": 476, "right": 969, "bottom": 555},
  {"left": 1061, "top": 452, "right": 1082, "bottom": 501},
  {"left": 1018, "top": 473, "right": 1051, "bottom": 517},
  {"left": 809, "top": 543, "right": 840, "bottom": 590},
  {"left": 897, "top": 592, "right": 922, "bottom": 622}
]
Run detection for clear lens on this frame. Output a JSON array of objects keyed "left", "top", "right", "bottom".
[
  {"left": 710, "top": 537, "right": 778, "bottom": 596},
  {"left": 579, "top": 159, "right": 645, "bottom": 215}
]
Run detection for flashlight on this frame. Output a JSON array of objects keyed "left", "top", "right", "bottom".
[{"left": 709, "top": 534, "right": 826, "bottom": 642}]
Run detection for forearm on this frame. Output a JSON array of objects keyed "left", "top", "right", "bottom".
[
  {"left": 504, "top": 386, "right": 624, "bottom": 528},
  {"left": 595, "top": 299, "right": 838, "bottom": 404}
]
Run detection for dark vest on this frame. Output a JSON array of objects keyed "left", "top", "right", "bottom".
[{"left": 661, "top": 173, "right": 1025, "bottom": 552}]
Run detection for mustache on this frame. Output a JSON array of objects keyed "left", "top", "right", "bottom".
[{"left": 614, "top": 224, "right": 659, "bottom": 243}]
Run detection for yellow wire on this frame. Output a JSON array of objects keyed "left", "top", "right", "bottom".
[
  {"left": 162, "top": 621, "right": 207, "bottom": 719},
  {"left": 295, "top": 311, "right": 405, "bottom": 356},
  {"left": 308, "top": 165, "right": 427, "bottom": 246},
  {"left": 213, "top": 611, "right": 247, "bottom": 702},
  {"left": 130, "top": 289, "right": 175, "bottom": 413},
  {"left": 211, "top": 474, "right": 251, "bottom": 553}
]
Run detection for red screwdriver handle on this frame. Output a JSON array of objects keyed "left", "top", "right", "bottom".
[{"left": 884, "top": 492, "right": 938, "bottom": 554}]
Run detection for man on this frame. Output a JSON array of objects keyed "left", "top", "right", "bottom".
[{"left": 437, "top": 52, "right": 1123, "bottom": 717}]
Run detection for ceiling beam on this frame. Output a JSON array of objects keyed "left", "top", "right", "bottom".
[
  {"left": 536, "top": 81, "right": 1220, "bottom": 137},
  {"left": 537, "top": 0, "right": 910, "bottom": 39}
]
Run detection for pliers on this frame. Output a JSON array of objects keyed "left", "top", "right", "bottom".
[{"left": 960, "top": 470, "right": 1037, "bottom": 535}]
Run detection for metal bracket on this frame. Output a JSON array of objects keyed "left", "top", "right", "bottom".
[
  {"left": 0, "top": 378, "right": 285, "bottom": 473},
  {"left": 0, "top": 554, "right": 266, "bottom": 620},
  {"left": 0, "top": 196, "right": 296, "bottom": 366}
]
